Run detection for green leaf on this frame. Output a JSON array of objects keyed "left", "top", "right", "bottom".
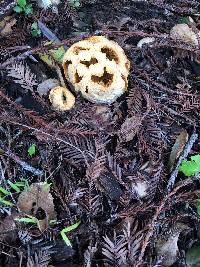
[
  {"left": 31, "top": 22, "right": 38, "bottom": 30},
  {"left": 13, "top": 5, "right": 23, "bottom": 13},
  {"left": 179, "top": 155, "right": 200, "bottom": 176},
  {"left": 24, "top": 4, "right": 33, "bottom": 15},
  {"left": 51, "top": 46, "right": 65, "bottom": 62},
  {"left": 15, "top": 216, "right": 37, "bottom": 224},
  {"left": 49, "top": 219, "right": 57, "bottom": 224},
  {"left": 17, "top": 0, "right": 26, "bottom": 8},
  {"left": 14, "top": 182, "right": 26, "bottom": 187},
  {"left": 0, "top": 186, "right": 10, "bottom": 196},
  {"left": 19, "top": 177, "right": 29, "bottom": 192},
  {"left": 31, "top": 22, "right": 42, "bottom": 37},
  {"left": 28, "top": 144, "right": 37, "bottom": 157},
  {"left": 7, "top": 180, "right": 20, "bottom": 193},
  {"left": 0, "top": 197, "right": 13, "bottom": 207},
  {"left": 61, "top": 220, "right": 81, "bottom": 247}
]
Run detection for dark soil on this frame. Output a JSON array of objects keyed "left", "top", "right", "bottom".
[{"left": 0, "top": 0, "right": 200, "bottom": 266}]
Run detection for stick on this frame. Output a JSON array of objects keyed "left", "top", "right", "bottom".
[
  {"left": 3, "top": 150, "right": 43, "bottom": 176},
  {"left": 167, "top": 131, "right": 198, "bottom": 193}
]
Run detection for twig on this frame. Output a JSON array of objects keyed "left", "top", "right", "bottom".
[
  {"left": 167, "top": 131, "right": 198, "bottom": 193},
  {"left": 3, "top": 150, "right": 43, "bottom": 176}
]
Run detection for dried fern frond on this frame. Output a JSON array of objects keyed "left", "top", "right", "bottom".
[
  {"left": 123, "top": 220, "right": 143, "bottom": 263},
  {"left": 27, "top": 250, "right": 51, "bottom": 267},
  {"left": 126, "top": 85, "right": 144, "bottom": 115},
  {"left": 7, "top": 62, "right": 38, "bottom": 91},
  {"left": 86, "top": 143, "right": 107, "bottom": 180},
  {"left": 58, "top": 135, "right": 96, "bottom": 166},
  {"left": 138, "top": 115, "right": 167, "bottom": 160},
  {"left": 107, "top": 152, "right": 124, "bottom": 184},
  {"left": 102, "top": 232, "right": 127, "bottom": 266},
  {"left": 84, "top": 243, "right": 98, "bottom": 267}
]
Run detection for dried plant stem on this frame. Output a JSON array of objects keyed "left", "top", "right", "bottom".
[{"left": 3, "top": 150, "right": 43, "bottom": 176}]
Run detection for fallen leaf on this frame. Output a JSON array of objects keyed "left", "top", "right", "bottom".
[
  {"left": 0, "top": 16, "right": 16, "bottom": 36},
  {"left": 156, "top": 222, "right": 190, "bottom": 266},
  {"left": 17, "top": 182, "right": 56, "bottom": 227},
  {"left": 167, "top": 129, "right": 188, "bottom": 172}
]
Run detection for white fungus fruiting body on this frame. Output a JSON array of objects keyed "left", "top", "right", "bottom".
[
  {"left": 170, "top": 24, "right": 199, "bottom": 46},
  {"left": 63, "top": 36, "right": 130, "bottom": 104},
  {"left": 49, "top": 86, "right": 75, "bottom": 111}
]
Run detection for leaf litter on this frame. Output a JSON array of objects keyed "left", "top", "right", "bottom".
[{"left": 0, "top": 0, "right": 200, "bottom": 266}]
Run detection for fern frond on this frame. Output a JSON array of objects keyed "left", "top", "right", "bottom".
[
  {"left": 58, "top": 135, "right": 96, "bottom": 166},
  {"left": 127, "top": 86, "right": 144, "bottom": 115},
  {"left": 7, "top": 62, "right": 38, "bottom": 91},
  {"left": 27, "top": 250, "right": 51, "bottom": 267},
  {"left": 138, "top": 115, "right": 167, "bottom": 160},
  {"left": 102, "top": 233, "right": 127, "bottom": 266},
  {"left": 107, "top": 152, "right": 124, "bottom": 184},
  {"left": 84, "top": 243, "right": 98, "bottom": 267},
  {"left": 123, "top": 220, "right": 143, "bottom": 263}
]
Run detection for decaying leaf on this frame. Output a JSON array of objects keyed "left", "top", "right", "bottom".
[
  {"left": 120, "top": 116, "right": 142, "bottom": 142},
  {"left": 167, "top": 129, "right": 188, "bottom": 172},
  {"left": 0, "top": 211, "right": 19, "bottom": 242},
  {"left": 0, "top": 16, "right": 16, "bottom": 36},
  {"left": 17, "top": 183, "right": 56, "bottom": 229},
  {"left": 155, "top": 223, "right": 190, "bottom": 266}
]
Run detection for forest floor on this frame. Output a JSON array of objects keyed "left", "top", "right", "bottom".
[{"left": 0, "top": 0, "right": 200, "bottom": 266}]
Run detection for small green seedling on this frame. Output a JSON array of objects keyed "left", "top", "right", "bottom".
[
  {"left": 0, "top": 186, "right": 10, "bottom": 196},
  {"left": 42, "top": 181, "right": 52, "bottom": 192},
  {"left": 28, "top": 143, "right": 37, "bottom": 157},
  {"left": 61, "top": 220, "right": 81, "bottom": 247},
  {"left": 0, "top": 197, "right": 13, "bottom": 207},
  {"left": 0, "top": 177, "right": 30, "bottom": 208},
  {"left": 15, "top": 215, "right": 57, "bottom": 225},
  {"left": 15, "top": 215, "right": 38, "bottom": 224},
  {"left": 179, "top": 155, "right": 200, "bottom": 177},
  {"left": 31, "top": 22, "right": 42, "bottom": 37},
  {"left": 7, "top": 180, "right": 21, "bottom": 193},
  {"left": 13, "top": 0, "right": 33, "bottom": 15}
]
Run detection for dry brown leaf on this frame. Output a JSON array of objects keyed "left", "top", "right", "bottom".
[
  {"left": 17, "top": 183, "right": 56, "bottom": 224},
  {"left": 0, "top": 16, "right": 16, "bottom": 36},
  {"left": 0, "top": 211, "right": 19, "bottom": 242},
  {"left": 167, "top": 129, "right": 188, "bottom": 172},
  {"left": 156, "top": 223, "right": 190, "bottom": 266}
]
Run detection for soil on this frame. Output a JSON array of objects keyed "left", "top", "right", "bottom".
[{"left": 0, "top": 0, "right": 200, "bottom": 266}]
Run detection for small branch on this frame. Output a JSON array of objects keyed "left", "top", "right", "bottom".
[
  {"left": 3, "top": 150, "right": 43, "bottom": 176},
  {"left": 167, "top": 131, "right": 198, "bottom": 193}
]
